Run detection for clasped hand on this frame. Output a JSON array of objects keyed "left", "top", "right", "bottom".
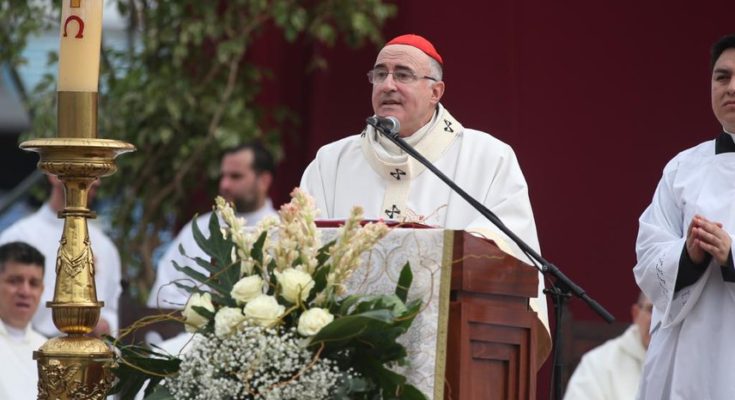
[{"left": 686, "top": 215, "right": 733, "bottom": 266}]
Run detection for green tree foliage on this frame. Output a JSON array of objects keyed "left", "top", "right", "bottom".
[{"left": 0, "top": 0, "right": 396, "bottom": 300}]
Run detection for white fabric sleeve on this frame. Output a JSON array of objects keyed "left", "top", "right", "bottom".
[
  {"left": 466, "top": 145, "right": 540, "bottom": 258},
  {"left": 465, "top": 145, "right": 548, "bottom": 331},
  {"left": 147, "top": 228, "right": 191, "bottom": 308},
  {"left": 563, "top": 353, "right": 608, "bottom": 400},
  {"left": 300, "top": 157, "right": 330, "bottom": 219},
  {"left": 633, "top": 160, "right": 709, "bottom": 328},
  {"left": 96, "top": 238, "right": 122, "bottom": 335}
]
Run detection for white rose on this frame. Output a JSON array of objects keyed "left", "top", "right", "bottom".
[
  {"left": 214, "top": 307, "right": 246, "bottom": 337},
  {"left": 182, "top": 292, "right": 215, "bottom": 332},
  {"left": 230, "top": 275, "right": 264, "bottom": 304},
  {"left": 243, "top": 294, "right": 285, "bottom": 327},
  {"left": 298, "top": 308, "right": 334, "bottom": 336},
  {"left": 276, "top": 268, "right": 315, "bottom": 304}
]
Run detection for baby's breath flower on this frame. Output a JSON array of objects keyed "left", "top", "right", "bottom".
[{"left": 165, "top": 326, "right": 345, "bottom": 399}]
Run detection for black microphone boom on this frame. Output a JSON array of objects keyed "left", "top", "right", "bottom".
[
  {"left": 366, "top": 115, "right": 614, "bottom": 400},
  {"left": 366, "top": 116, "right": 401, "bottom": 136}
]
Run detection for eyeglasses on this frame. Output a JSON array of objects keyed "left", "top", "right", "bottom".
[{"left": 367, "top": 68, "right": 438, "bottom": 85}]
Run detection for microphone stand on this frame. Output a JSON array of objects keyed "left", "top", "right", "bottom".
[{"left": 368, "top": 120, "right": 614, "bottom": 400}]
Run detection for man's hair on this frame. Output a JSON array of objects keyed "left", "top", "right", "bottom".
[
  {"left": 0, "top": 241, "right": 45, "bottom": 274},
  {"left": 222, "top": 141, "right": 276, "bottom": 176},
  {"left": 429, "top": 58, "right": 444, "bottom": 81},
  {"left": 711, "top": 34, "right": 735, "bottom": 70}
]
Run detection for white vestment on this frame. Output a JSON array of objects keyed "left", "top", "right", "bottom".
[
  {"left": 300, "top": 104, "right": 548, "bottom": 330},
  {"left": 563, "top": 325, "right": 646, "bottom": 400},
  {"left": 634, "top": 133, "right": 735, "bottom": 399},
  {"left": 147, "top": 200, "right": 278, "bottom": 308},
  {"left": 0, "top": 203, "right": 122, "bottom": 337},
  {"left": 0, "top": 321, "right": 48, "bottom": 399}
]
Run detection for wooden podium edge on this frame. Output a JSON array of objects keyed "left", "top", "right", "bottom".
[
  {"left": 535, "top": 317, "right": 553, "bottom": 370},
  {"left": 431, "top": 230, "right": 455, "bottom": 400}
]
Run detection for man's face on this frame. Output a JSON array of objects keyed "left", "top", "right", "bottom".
[
  {"left": 631, "top": 297, "right": 653, "bottom": 349},
  {"left": 371, "top": 44, "right": 445, "bottom": 137},
  {"left": 712, "top": 48, "right": 735, "bottom": 133},
  {"left": 219, "top": 149, "right": 266, "bottom": 212},
  {"left": 0, "top": 262, "right": 44, "bottom": 330}
]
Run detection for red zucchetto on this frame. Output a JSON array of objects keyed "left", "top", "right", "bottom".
[{"left": 385, "top": 34, "right": 443, "bottom": 65}]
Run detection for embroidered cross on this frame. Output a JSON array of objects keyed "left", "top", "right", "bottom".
[
  {"left": 443, "top": 119, "right": 454, "bottom": 133},
  {"left": 390, "top": 168, "right": 406, "bottom": 180},
  {"left": 385, "top": 205, "right": 401, "bottom": 218}
]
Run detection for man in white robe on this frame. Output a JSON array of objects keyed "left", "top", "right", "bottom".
[
  {"left": 563, "top": 293, "right": 651, "bottom": 400},
  {"left": 634, "top": 33, "right": 735, "bottom": 399},
  {"left": 300, "top": 34, "right": 549, "bottom": 330},
  {"left": 148, "top": 142, "right": 278, "bottom": 308},
  {"left": 0, "top": 242, "right": 48, "bottom": 399},
  {"left": 0, "top": 176, "right": 121, "bottom": 337}
]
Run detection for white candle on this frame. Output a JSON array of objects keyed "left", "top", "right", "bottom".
[{"left": 57, "top": 0, "right": 104, "bottom": 92}]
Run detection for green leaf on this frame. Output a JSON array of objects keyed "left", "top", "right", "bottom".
[
  {"left": 106, "top": 339, "right": 181, "bottom": 399},
  {"left": 250, "top": 231, "right": 268, "bottom": 275},
  {"left": 171, "top": 282, "right": 228, "bottom": 305},
  {"left": 190, "top": 212, "right": 238, "bottom": 288},
  {"left": 191, "top": 305, "right": 215, "bottom": 320},
  {"left": 171, "top": 261, "right": 229, "bottom": 295},
  {"left": 189, "top": 255, "right": 221, "bottom": 276},
  {"left": 191, "top": 214, "right": 215, "bottom": 257},
  {"left": 309, "top": 310, "right": 394, "bottom": 346},
  {"left": 359, "top": 358, "right": 428, "bottom": 400},
  {"left": 395, "top": 262, "right": 412, "bottom": 303},
  {"left": 144, "top": 385, "right": 176, "bottom": 400},
  {"left": 309, "top": 263, "right": 331, "bottom": 302},
  {"left": 395, "top": 384, "right": 429, "bottom": 400},
  {"left": 337, "top": 294, "right": 362, "bottom": 315}
]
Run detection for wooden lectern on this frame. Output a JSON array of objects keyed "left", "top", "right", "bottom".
[{"left": 445, "top": 231, "right": 551, "bottom": 400}]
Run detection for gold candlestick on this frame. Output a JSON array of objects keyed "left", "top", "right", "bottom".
[{"left": 22, "top": 91, "right": 135, "bottom": 399}]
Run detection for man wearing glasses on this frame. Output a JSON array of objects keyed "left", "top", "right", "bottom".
[{"left": 300, "top": 34, "right": 548, "bottom": 330}]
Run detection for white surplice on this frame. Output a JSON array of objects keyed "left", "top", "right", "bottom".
[
  {"left": 300, "top": 104, "right": 549, "bottom": 330},
  {"left": 563, "top": 325, "right": 646, "bottom": 400},
  {"left": 634, "top": 133, "right": 735, "bottom": 399},
  {"left": 0, "top": 321, "right": 47, "bottom": 399}
]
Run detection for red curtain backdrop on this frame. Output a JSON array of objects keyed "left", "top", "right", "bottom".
[{"left": 250, "top": 1, "right": 735, "bottom": 396}]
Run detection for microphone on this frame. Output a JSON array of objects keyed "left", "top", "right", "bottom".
[{"left": 366, "top": 116, "right": 401, "bottom": 136}]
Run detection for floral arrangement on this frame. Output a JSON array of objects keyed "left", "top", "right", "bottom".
[{"left": 111, "top": 189, "right": 427, "bottom": 400}]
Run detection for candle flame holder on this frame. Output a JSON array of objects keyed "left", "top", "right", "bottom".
[{"left": 22, "top": 91, "right": 134, "bottom": 399}]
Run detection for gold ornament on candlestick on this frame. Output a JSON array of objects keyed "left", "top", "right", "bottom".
[
  {"left": 21, "top": 0, "right": 136, "bottom": 397},
  {"left": 23, "top": 91, "right": 134, "bottom": 399}
]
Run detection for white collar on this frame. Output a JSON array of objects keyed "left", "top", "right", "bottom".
[
  {"left": 0, "top": 320, "right": 32, "bottom": 343},
  {"left": 361, "top": 104, "right": 461, "bottom": 179},
  {"left": 375, "top": 110, "right": 438, "bottom": 157}
]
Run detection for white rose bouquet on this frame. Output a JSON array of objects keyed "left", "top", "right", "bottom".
[{"left": 110, "top": 188, "right": 425, "bottom": 400}]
